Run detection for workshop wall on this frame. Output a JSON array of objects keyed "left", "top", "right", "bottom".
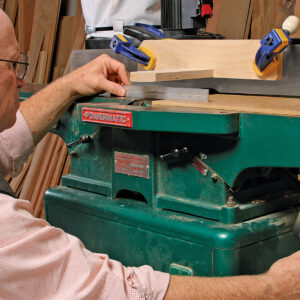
[{"left": 2, "top": 0, "right": 300, "bottom": 219}]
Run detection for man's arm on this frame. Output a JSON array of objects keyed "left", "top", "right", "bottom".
[
  {"left": 20, "top": 54, "right": 130, "bottom": 145},
  {"left": 164, "top": 250, "right": 300, "bottom": 300}
]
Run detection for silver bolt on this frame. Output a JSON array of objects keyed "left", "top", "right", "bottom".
[
  {"left": 211, "top": 174, "right": 218, "bottom": 182},
  {"left": 227, "top": 196, "right": 237, "bottom": 207}
]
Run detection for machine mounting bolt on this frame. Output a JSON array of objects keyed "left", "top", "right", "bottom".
[
  {"left": 226, "top": 196, "right": 237, "bottom": 207},
  {"left": 211, "top": 174, "right": 218, "bottom": 183}
]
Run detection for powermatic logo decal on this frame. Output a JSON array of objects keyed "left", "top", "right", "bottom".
[{"left": 81, "top": 107, "right": 132, "bottom": 127}]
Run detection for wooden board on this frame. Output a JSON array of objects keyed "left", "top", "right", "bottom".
[
  {"left": 130, "top": 68, "right": 214, "bottom": 82},
  {"left": 151, "top": 94, "right": 300, "bottom": 117},
  {"left": 25, "top": 28, "right": 44, "bottom": 83},
  {"left": 206, "top": 0, "right": 252, "bottom": 39},
  {"left": 244, "top": 0, "right": 253, "bottom": 39},
  {"left": 52, "top": 16, "right": 76, "bottom": 70},
  {"left": 251, "top": 0, "right": 295, "bottom": 39},
  {"left": 10, "top": 154, "right": 33, "bottom": 195},
  {"left": 293, "top": 0, "right": 300, "bottom": 38},
  {"left": 29, "top": 0, "right": 61, "bottom": 83},
  {"left": 137, "top": 40, "right": 279, "bottom": 81},
  {"left": 33, "top": 51, "right": 48, "bottom": 83},
  {"left": 4, "top": 0, "right": 17, "bottom": 24},
  {"left": 19, "top": 134, "right": 50, "bottom": 200},
  {"left": 18, "top": 0, "right": 36, "bottom": 53}
]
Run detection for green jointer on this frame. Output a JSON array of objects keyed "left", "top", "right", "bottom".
[{"left": 22, "top": 91, "right": 299, "bottom": 277}]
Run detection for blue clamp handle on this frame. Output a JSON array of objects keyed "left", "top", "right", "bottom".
[
  {"left": 134, "top": 23, "right": 166, "bottom": 39},
  {"left": 110, "top": 34, "right": 150, "bottom": 66},
  {"left": 255, "top": 29, "right": 291, "bottom": 72}
]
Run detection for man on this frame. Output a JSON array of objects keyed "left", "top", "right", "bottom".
[{"left": 0, "top": 8, "right": 299, "bottom": 300}]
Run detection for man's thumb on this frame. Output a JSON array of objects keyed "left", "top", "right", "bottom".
[{"left": 103, "top": 79, "right": 126, "bottom": 96}]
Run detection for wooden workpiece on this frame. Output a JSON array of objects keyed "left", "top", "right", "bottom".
[
  {"left": 151, "top": 94, "right": 300, "bottom": 117},
  {"left": 130, "top": 68, "right": 214, "bottom": 82},
  {"left": 130, "top": 40, "right": 281, "bottom": 82}
]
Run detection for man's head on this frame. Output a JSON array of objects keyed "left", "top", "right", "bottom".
[{"left": 0, "top": 9, "right": 25, "bottom": 132}]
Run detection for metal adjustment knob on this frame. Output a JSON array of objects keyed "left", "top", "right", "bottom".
[
  {"left": 67, "top": 135, "right": 92, "bottom": 148},
  {"left": 159, "top": 147, "right": 189, "bottom": 161}
]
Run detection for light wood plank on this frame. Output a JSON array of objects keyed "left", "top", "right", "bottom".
[
  {"left": 10, "top": 154, "right": 33, "bottom": 194},
  {"left": 33, "top": 50, "right": 48, "bottom": 83},
  {"left": 25, "top": 28, "right": 44, "bottom": 83},
  {"left": 151, "top": 94, "right": 300, "bottom": 117},
  {"left": 33, "top": 134, "right": 60, "bottom": 217},
  {"left": 63, "top": 0, "right": 85, "bottom": 76},
  {"left": 29, "top": 0, "right": 61, "bottom": 83},
  {"left": 19, "top": 134, "right": 50, "bottom": 200},
  {"left": 49, "top": 138, "right": 68, "bottom": 187},
  {"left": 139, "top": 40, "right": 280, "bottom": 80},
  {"left": 18, "top": 0, "right": 36, "bottom": 53},
  {"left": 53, "top": 16, "right": 76, "bottom": 69},
  {"left": 130, "top": 68, "right": 214, "bottom": 82}
]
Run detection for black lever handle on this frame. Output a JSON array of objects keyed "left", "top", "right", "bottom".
[
  {"left": 67, "top": 135, "right": 92, "bottom": 148},
  {"left": 159, "top": 147, "right": 189, "bottom": 161}
]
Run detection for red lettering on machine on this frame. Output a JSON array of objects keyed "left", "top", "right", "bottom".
[{"left": 81, "top": 107, "right": 133, "bottom": 127}]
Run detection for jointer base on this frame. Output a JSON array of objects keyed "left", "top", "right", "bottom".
[{"left": 45, "top": 186, "right": 300, "bottom": 276}]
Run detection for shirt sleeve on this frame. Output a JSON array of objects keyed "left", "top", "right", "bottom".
[
  {"left": 0, "top": 196, "right": 170, "bottom": 299},
  {"left": 0, "top": 110, "right": 34, "bottom": 177}
]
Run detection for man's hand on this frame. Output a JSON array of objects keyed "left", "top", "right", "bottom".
[
  {"left": 21, "top": 54, "right": 131, "bottom": 145},
  {"left": 65, "top": 54, "right": 131, "bottom": 99},
  {"left": 265, "top": 250, "right": 300, "bottom": 299},
  {"left": 164, "top": 251, "right": 300, "bottom": 300}
]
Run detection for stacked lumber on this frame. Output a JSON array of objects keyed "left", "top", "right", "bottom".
[
  {"left": 8, "top": 134, "right": 70, "bottom": 218},
  {"left": 2, "top": 0, "right": 85, "bottom": 219}
]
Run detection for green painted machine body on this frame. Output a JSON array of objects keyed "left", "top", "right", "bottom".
[{"left": 26, "top": 92, "right": 300, "bottom": 276}]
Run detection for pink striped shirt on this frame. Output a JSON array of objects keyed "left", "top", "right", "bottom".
[{"left": 0, "top": 111, "right": 170, "bottom": 300}]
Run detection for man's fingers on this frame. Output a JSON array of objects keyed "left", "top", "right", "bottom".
[
  {"left": 102, "top": 79, "right": 126, "bottom": 96},
  {"left": 109, "top": 60, "right": 131, "bottom": 85}
]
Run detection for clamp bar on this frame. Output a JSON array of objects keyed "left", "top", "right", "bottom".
[{"left": 253, "top": 29, "right": 291, "bottom": 77}]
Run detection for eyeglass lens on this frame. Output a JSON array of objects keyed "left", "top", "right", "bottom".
[{"left": 16, "top": 54, "right": 28, "bottom": 79}]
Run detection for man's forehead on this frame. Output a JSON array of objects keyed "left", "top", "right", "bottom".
[{"left": 0, "top": 11, "right": 20, "bottom": 59}]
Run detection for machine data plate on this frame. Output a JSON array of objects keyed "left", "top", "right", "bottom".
[
  {"left": 82, "top": 107, "right": 132, "bottom": 127},
  {"left": 114, "top": 151, "right": 150, "bottom": 178}
]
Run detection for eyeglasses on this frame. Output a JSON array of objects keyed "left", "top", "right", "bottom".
[{"left": 0, "top": 53, "right": 29, "bottom": 79}]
